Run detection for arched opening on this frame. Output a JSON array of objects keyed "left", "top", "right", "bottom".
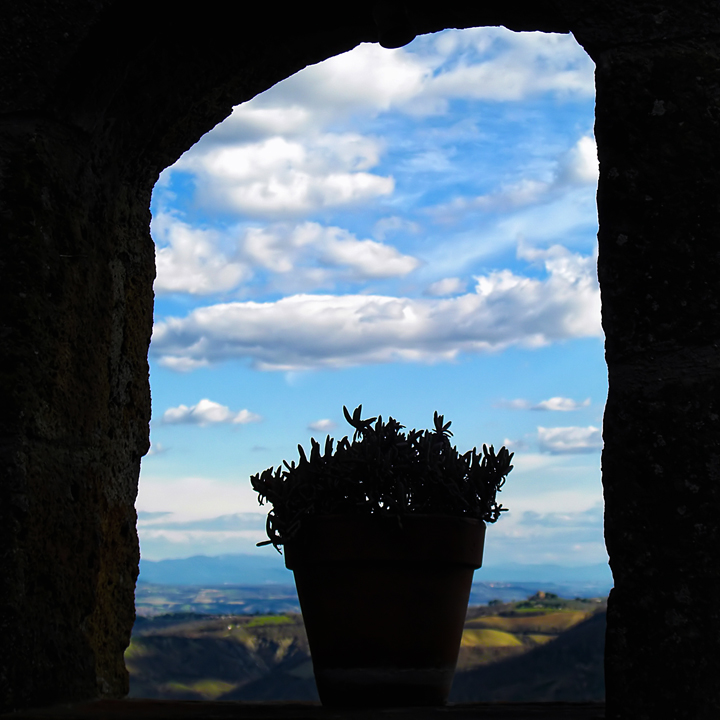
[
  {"left": 132, "top": 25, "right": 608, "bottom": 702},
  {"left": 5, "top": 4, "right": 720, "bottom": 717}
]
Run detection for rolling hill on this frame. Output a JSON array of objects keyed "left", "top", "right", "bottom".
[{"left": 126, "top": 595, "right": 606, "bottom": 703}]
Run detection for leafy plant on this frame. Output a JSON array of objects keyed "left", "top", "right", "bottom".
[{"left": 251, "top": 405, "right": 513, "bottom": 550}]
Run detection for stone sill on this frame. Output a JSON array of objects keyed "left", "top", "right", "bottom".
[{"left": 7, "top": 700, "right": 605, "bottom": 719}]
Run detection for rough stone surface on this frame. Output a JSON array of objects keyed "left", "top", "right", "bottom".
[
  {"left": 0, "top": 116, "right": 154, "bottom": 706},
  {"left": 591, "top": 37, "right": 720, "bottom": 720},
  {"left": 3, "top": 1, "right": 720, "bottom": 718}
]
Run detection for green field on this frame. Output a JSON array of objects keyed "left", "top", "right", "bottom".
[
  {"left": 126, "top": 593, "right": 606, "bottom": 702},
  {"left": 245, "top": 615, "right": 294, "bottom": 628},
  {"left": 466, "top": 610, "right": 591, "bottom": 634},
  {"left": 461, "top": 628, "right": 524, "bottom": 648}
]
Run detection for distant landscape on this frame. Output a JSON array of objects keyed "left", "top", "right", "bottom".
[
  {"left": 136, "top": 553, "right": 613, "bottom": 615},
  {"left": 128, "top": 591, "right": 607, "bottom": 703}
]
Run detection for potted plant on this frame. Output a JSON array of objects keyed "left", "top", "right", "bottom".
[{"left": 251, "top": 405, "right": 513, "bottom": 708}]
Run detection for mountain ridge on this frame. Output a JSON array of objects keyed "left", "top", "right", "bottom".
[{"left": 139, "top": 552, "right": 612, "bottom": 589}]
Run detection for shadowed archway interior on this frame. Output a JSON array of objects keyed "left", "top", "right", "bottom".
[{"left": 2, "top": 3, "right": 720, "bottom": 719}]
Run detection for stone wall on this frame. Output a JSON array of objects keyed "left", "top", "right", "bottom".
[
  {"left": 2, "top": 2, "right": 720, "bottom": 717},
  {"left": 592, "top": 37, "right": 720, "bottom": 720}
]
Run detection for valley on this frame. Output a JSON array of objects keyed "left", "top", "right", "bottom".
[{"left": 126, "top": 593, "right": 606, "bottom": 703}]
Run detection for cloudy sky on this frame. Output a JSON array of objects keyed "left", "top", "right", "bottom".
[{"left": 138, "top": 26, "right": 608, "bottom": 576}]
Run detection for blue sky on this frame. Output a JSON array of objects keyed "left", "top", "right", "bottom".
[{"left": 137, "top": 26, "right": 607, "bottom": 574}]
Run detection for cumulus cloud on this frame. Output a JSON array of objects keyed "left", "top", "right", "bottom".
[
  {"left": 538, "top": 426, "right": 602, "bottom": 454},
  {"left": 237, "top": 43, "right": 433, "bottom": 123},
  {"left": 533, "top": 397, "right": 591, "bottom": 411},
  {"left": 424, "top": 277, "right": 467, "bottom": 297},
  {"left": 175, "top": 133, "right": 393, "bottom": 218},
  {"left": 235, "top": 28, "right": 593, "bottom": 127},
  {"left": 498, "top": 396, "right": 591, "bottom": 411},
  {"left": 243, "top": 222, "right": 419, "bottom": 280},
  {"left": 153, "top": 214, "right": 250, "bottom": 295},
  {"left": 162, "top": 29, "right": 594, "bottom": 222},
  {"left": 199, "top": 105, "right": 315, "bottom": 145},
  {"left": 151, "top": 244, "right": 601, "bottom": 372},
  {"left": 158, "top": 357, "right": 210, "bottom": 373},
  {"left": 161, "top": 399, "right": 262, "bottom": 426},
  {"left": 556, "top": 135, "right": 599, "bottom": 185},
  {"left": 424, "top": 28, "right": 594, "bottom": 105},
  {"left": 152, "top": 215, "right": 418, "bottom": 297},
  {"left": 308, "top": 419, "right": 337, "bottom": 432}
]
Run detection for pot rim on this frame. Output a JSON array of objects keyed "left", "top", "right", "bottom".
[{"left": 284, "top": 513, "right": 486, "bottom": 569}]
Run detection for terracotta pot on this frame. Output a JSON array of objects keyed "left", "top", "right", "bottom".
[{"left": 283, "top": 514, "right": 485, "bottom": 707}]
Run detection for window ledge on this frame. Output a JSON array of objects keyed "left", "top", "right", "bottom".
[{"left": 8, "top": 700, "right": 605, "bottom": 719}]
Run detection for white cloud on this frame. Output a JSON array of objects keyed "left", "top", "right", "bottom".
[
  {"left": 521, "top": 504, "right": 603, "bottom": 529},
  {"left": 137, "top": 512, "right": 266, "bottom": 532},
  {"left": 432, "top": 135, "right": 598, "bottom": 219},
  {"left": 241, "top": 221, "right": 419, "bottom": 289},
  {"left": 423, "top": 28, "right": 594, "bottom": 104},
  {"left": 483, "top": 454, "right": 606, "bottom": 566},
  {"left": 241, "top": 28, "right": 592, "bottom": 126},
  {"left": 425, "top": 277, "right": 467, "bottom": 297},
  {"left": 152, "top": 214, "right": 250, "bottom": 295},
  {"left": 244, "top": 222, "right": 418, "bottom": 279},
  {"left": 137, "top": 529, "right": 268, "bottom": 560},
  {"left": 199, "top": 105, "right": 315, "bottom": 144},
  {"left": 501, "top": 436, "right": 530, "bottom": 451},
  {"left": 498, "top": 399, "right": 534, "bottom": 410},
  {"left": 533, "top": 396, "right": 591, "bottom": 411},
  {"left": 134, "top": 511, "right": 282, "bottom": 560},
  {"left": 557, "top": 135, "right": 599, "bottom": 185},
  {"left": 136, "top": 476, "right": 265, "bottom": 519},
  {"left": 318, "top": 231, "right": 418, "bottom": 278},
  {"left": 146, "top": 442, "right": 167, "bottom": 457},
  {"left": 537, "top": 426, "right": 602, "bottom": 454},
  {"left": 243, "top": 42, "right": 433, "bottom": 121},
  {"left": 498, "top": 396, "right": 591, "bottom": 411},
  {"left": 157, "top": 356, "right": 210, "bottom": 373},
  {"left": 161, "top": 399, "right": 262, "bottom": 426},
  {"left": 151, "top": 244, "right": 601, "bottom": 372},
  {"left": 308, "top": 419, "right": 337, "bottom": 432},
  {"left": 175, "top": 133, "right": 394, "bottom": 217},
  {"left": 160, "top": 29, "right": 594, "bottom": 224},
  {"left": 153, "top": 215, "right": 419, "bottom": 298}
]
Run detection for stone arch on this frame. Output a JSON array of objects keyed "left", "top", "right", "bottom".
[{"left": 2, "top": 3, "right": 720, "bottom": 718}]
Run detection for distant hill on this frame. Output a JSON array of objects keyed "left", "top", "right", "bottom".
[
  {"left": 138, "top": 553, "right": 612, "bottom": 599},
  {"left": 449, "top": 611, "right": 606, "bottom": 702},
  {"left": 127, "top": 596, "right": 606, "bottom": 703},
  {"left": 134, "top": 581, "right": 606, "bottom": 617},
  {"left": 138, "top": 554, "right": 294, "bottom": 586},
  {"left": 127, "top": 613, "right": 316, "bottom": 701},
  {"left": 135, "top": 583, "right": 301, "bottom": 616}
]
